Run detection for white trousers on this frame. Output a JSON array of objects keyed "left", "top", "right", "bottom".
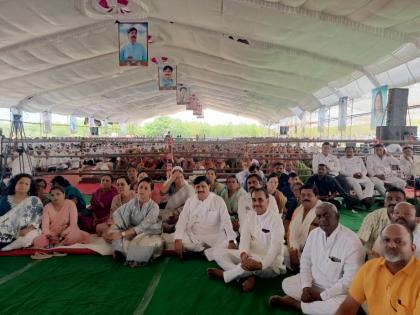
[
  {"left": 370, "top": 176, "right": 406, "bottom": 196},
  {"left": 345, "top": 176, "right": 374, "bottom": 200},
  {"left": 164, "top": 231, "right": 229, "bottom": 255},
  {"left": 210, "top": 248, "right": 279, "bottom": 283},
  {"left": 282, "top": 274, "right": 346, "bottom": 315}
]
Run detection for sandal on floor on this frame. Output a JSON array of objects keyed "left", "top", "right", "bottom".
[
  {"left": 30, "top": 252, "right": 53, "bottom": 260},
  {"left": 51, "top": 252, "right": 67, "bottom": 257}
]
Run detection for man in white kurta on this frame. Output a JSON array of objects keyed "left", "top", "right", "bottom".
[
  {"left": 287, "top": 185, "right": 321, "bottom": 272},
  {"left": 207, "top": 188, "right": 286, "bottom": 291},
  {"left": 339, "top": 146, "right": 374, "bottom": 203},
  {"left": 366, "top": 143, "right": 406, "bottom": 196},
  {"left": 399, "top": 145, "right": 420, "bottom": 189},
  {"left": 174, "top": 176, "right": 236, "bottom": 257},
  {"left": 312, "top": 143, "right": 340, "bottom": 177},
  {"left": 270, "top": 202, "right": 365, "bottom": 315},
  {"left": 237, "top": 173, "right": 278, "bottom": 233}
]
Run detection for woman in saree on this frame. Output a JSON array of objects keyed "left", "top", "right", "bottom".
[
  {"left": 96, "top": 176, "right": 136, "bottom": 236},
  {"left": 33, "top": 186, "right": 90, "bottom": 248},
  {"left": 0, "top": 173, "right": 43, "bottom": 250},
  {"left": 108, "top": 177, "right": 163, "bottom": 268}
]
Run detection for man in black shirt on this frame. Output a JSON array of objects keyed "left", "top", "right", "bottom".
[{"left": 306, "top": 164, "right": 358, "bottom": 209}]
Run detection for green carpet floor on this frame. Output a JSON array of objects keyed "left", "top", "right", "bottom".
[{"left": 0, "top": 206, "right": 374, "bottom": 315}]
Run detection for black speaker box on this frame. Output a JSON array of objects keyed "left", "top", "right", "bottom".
[{"left": 376, "top": 126, "right": 417, "bottom": 141}]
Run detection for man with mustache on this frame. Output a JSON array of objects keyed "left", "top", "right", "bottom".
[
  {"left": 207, "top": 188, "right": 286, "bottom": 291},
  {"left": 270, "top": 202, "right": 364, "bottom": 314},
  {"left": 173, "top": 176, "right": 236, "bottom": 259},
  {"left": 371, "top": 202, "right": 419, "bottom": 258},
  {"left": 306, "top": 164, "right": 358, "bottom": 209},
  {"left": 358, "top": 187, "right": 406, "bottom": 257},
  {"left": 237, "top": 174, "right": 278, "bottom": 233},
  {"left": 339, "top": 146, "right": 375, "bottom": 208},
  {"left": 336, "top": 223, "right": 420, "bottom": 315},
  {"left": 287, "top": 185, "right": 321, "bottom": 272},
  {"left": 366, "top": 143, "right": 406, "bottom": 196},
  {"left": 399, "top": 145, "right": 420, "bottom": 190},
  {"left": 119, "top": 26, "right": 147, "bottom": 66}
]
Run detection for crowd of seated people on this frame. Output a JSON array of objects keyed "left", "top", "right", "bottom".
[{"left": 0, "top": 138, "right": 419, "bottom": 314}]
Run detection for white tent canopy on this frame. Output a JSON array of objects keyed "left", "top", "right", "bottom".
[{"left": 1, "top": 0, "right": 420, "bottom": 123}]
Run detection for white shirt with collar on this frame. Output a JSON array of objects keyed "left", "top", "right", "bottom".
[
  {"left": 366, "top": 153, "right": 400, "bottom": 178},
  {"left": 174, "top": 192, "right": 236, "bottom": 243},
  {"left": 239, "top": 208, "right": 286, "bottom": 273},
  {"left": 312, "top": 153, "right": 340, "bottom": 176},
  {"left": 238, "top": 193, "right": 279, "bottom": 233},
  {"left": 300, "top": 224, "right": 365, "bottom": 301},
  {"left": 399, "top": 155, "right": 420, "bottom": 179},
  {"left": 339, "top": 156, "right": 367, "bottom": 177}
]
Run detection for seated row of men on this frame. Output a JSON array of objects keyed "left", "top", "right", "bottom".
[
  {"left": 311, "top": 142, "right": 419, "bottom": 202},
  {"left": 1, "top": 170, "right": 419, "bottom": 314}
]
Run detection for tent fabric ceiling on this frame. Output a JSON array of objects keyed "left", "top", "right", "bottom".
[{"left": 1, "top": 0, "right": 420, "bottom": 123}]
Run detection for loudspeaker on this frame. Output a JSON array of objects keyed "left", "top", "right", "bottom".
[
  {"left": 376, "top": 126, "right": 417, "bottom": 141},
  {"left": 386, "top": 88, "right": 409, "bottom": 126},
  {"left": 279, "top": 126, "right": 289, "bottom": 135}
]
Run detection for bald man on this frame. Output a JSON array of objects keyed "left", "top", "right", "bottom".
[
  {"left": 336, "top": 224, "right": 420, "bottom": 315},
  {"left": 357, "top": 187, "right": 406, "bottom": 257},
  {"left": 270, "top": 202, "right": 365, "bottom": 315},
  {"left": 372, "top": 202, "right": 420, "bottom": 258}
]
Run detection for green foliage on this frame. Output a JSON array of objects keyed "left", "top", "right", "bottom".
[{"left": 130, "top": 117, "right": 271, "bottom": 138}]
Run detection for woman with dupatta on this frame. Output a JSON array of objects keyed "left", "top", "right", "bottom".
[{"left": 0, "top": 173, "right": 43, "bottom": 250}]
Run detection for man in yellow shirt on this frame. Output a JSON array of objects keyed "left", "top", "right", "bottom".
[{"left": 336, "top": 223, "right": 420, "bottom": 315}]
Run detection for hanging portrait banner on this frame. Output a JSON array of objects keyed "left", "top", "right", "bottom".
[
  {"left": 118, "top": 22, "right": 148, "bottom": 66},
  {"left": 371, "top": 85, "right": 388, "bottom": 129}
]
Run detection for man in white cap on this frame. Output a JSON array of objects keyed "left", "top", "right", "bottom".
[{"left": 160, "top": 166, "right": 194, "bottom": 233}]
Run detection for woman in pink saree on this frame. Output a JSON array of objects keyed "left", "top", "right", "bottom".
[{"left": 34, "top": 186, "right": 90, "bottom": 248}]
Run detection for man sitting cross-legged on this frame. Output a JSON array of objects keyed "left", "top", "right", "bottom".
[
  {"left": 270, "top": 202, "right": 365, "bottom": 315},
  {"left": 173, "top": 175, "right": 237, "bottom": 259},
  {"left": 207, "top": 187, "right": 286, "bottom": 291}
]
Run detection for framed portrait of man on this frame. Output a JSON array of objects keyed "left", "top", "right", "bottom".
[
  {"left": 118, "top": 22, "right": 148, "bottom": 66},
  {"left": 193, "top": 103, "right": 203, "bottom": 116},
  {"left": 176, "top": 84, "right": 190, "bottom": 104},
  {"left": 158, "top": 64, "right": 177, "bottom": 90},
  {"left": 186, "top": 94, "right": 197, "bottom": 110}
]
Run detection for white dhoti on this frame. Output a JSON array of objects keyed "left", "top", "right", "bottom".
[
  {"left": 371, "top": 176, "right": 406, "bottom": 196},
  {"left": 345, "top": 176, "right": 374, "bottom": 200},
  {"left": 113, "top": 233, "right": 163, "bottom": 263},
  {"left": 282, "top": 274, "right": 346, "bottom": 315},
  {"left": 210, "top": 248, "right": 279, "bottom": 283}
]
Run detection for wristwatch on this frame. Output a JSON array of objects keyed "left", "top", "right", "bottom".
[{"left": 121, "top": 231, "right": 126, "bottom": 237}]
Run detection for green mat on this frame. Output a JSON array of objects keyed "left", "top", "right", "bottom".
[{"left": 0, "top": 205, "right": 374, "bottom": 315}]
